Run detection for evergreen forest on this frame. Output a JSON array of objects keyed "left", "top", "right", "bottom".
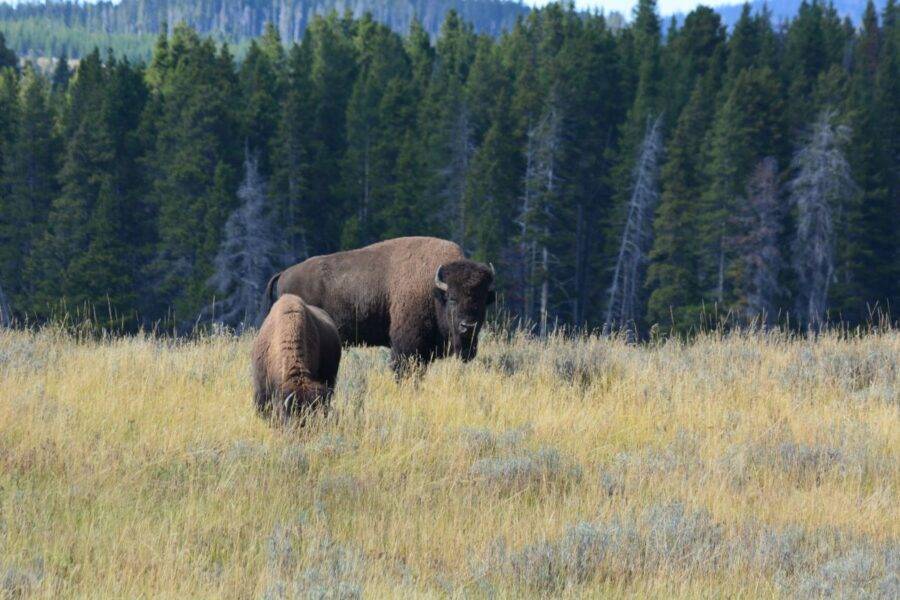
[{"left": 0, "top": 0, "right": 897, "bottom": 334}]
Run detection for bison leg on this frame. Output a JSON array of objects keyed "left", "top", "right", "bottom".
[
  {"left": 253, "top": 382, "right": 273, "bottom": 419},
  {"left": 389, "top": 346, "right": 431, "bottom": 379},
  {"left": 389, "top": 324, "right": 441, "bottom": 377},
  {"left": 319, "top": 385, "right": 335, "bottom": 417}
]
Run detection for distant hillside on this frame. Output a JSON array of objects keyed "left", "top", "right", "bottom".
[
  {"left": 0, "top": 0, "right": 885, "bottom": 59},
  {"left": 674, "top": 0, "right": 881, "bottom": 28},
  {"left": 0, "top": 0, "right": 530, "bottom": 58}
]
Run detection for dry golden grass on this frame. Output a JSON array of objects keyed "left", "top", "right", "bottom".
[{"left": 1, "top": 326, "right": 897, "bottom": 598}]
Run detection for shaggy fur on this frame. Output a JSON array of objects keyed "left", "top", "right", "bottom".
[
  {"left": 266, "top": 237, "right": 494, "bottom": 370},
  {"left": 252, "top": 294, "right": 341, "bottom": 421}
]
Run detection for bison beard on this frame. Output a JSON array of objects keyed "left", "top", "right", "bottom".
[
  {"left": 252, "top": 294, "right": 341, "bottom": 422},
  {"left": 267, "top": 237, "right": 495, "bottom": 373}
]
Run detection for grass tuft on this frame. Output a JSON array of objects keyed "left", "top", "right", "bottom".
[
  {"left": 469, "top": 446, "right": 583, "bottom": 493},
  {"left": 264, "top": 518, "right": 365, "bottom": 600}
]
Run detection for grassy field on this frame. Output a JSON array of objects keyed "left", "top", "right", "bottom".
[{"left": 0, "top": 325, "right": 897, "bottom": 598}]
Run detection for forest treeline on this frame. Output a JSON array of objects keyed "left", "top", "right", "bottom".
[
  {"left": 0, "top": 18, "right": 158, "bottom": 60},
  {"left": 0, "top": 0, "right": 897, "bottom": 334},
  {"left": 0, "top": 0, "right": 530, "bottom": 59}
]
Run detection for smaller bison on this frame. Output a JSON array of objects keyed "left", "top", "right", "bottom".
[{"left": 252, "top": 294, "right": 341, "bottom": 421}]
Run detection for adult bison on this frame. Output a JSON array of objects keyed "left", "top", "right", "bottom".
[
  {"left": 265, "top": 237, "right": 495, "bottom": 371},
  {"left": 252, "top": 294, "right": 341, "bottom": 421}
]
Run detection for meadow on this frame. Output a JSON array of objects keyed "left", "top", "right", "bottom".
[{"left": 0, "top": 325, "right": 897, "bottom": 598}]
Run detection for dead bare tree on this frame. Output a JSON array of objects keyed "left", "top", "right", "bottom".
[
  {"left": 605, "top": 115, "right": 664, "bottom": 333},
  {"left": 0, "top": 280, "right": 11, "bottom": 327},
  {"left": 208, "top": 149, "right": 287, "bottom": 329},
  {"left": 790, "top": 109, "right": 857, "bottom": 329},
  {"left": 726, "top": 157, "right": 782, "bottom": 324},
  {"left": 516, "top": 129, "right": 538, "bottom": 324},
  {"left": 518, "top": 92, "right": 564, "bottom": 336}
]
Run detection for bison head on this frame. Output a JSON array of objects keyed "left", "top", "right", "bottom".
[{"left": 433, "top": 260, "right": 495, "bottom": 361}]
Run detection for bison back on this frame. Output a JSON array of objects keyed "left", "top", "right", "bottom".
[
  {"left": 276, "top": 237, "right": 464, "bottom": 348},
  {"left": 252, "top": 294, "right": 330, "bottom": 416}
]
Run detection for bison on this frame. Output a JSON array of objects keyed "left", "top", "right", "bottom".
[
  {"left": 252, "top": 294, "right": 341, "bottom": 421},
  {"left": 265, "top": 236, "right": 495, "bottom": 372}
]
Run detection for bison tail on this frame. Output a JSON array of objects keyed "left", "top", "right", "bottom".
[{"left": 261, "top": 271, "right": 282, "bottom": 318}]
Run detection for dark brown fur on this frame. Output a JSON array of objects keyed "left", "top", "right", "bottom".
[
  {"left": 268, "top": 237, "right": 494, "bottom": 371},
  {"left": 252, "top": 294, "right": 341, "bottom": 421}
]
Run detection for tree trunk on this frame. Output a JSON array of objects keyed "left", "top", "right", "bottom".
[
  {"left": 362, "top": 138, "right": 370, "bottom": 240},
  {"left": 716, "top": 234, "right": 725, "bottom": 304},
  {"left": 574, "top": 202, "right": 585, "bottom": 325},
  {"left": 540, "top": 244, "right": 549, "bottom": 337}
]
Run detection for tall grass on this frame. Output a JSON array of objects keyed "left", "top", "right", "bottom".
[{"left": 0, "top": 325, "right": 897, "bottom": 597}]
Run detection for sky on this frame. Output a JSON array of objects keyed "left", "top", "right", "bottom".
[{"left": 524, "top": 0, "right": 729, "bottom": 16}]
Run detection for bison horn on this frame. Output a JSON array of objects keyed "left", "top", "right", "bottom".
[
  {"left": 488, "top": 262, "right": 496, "bottom": 290},
  {"left": 434, "top": 265, "right": 449, "bottom": 292}
]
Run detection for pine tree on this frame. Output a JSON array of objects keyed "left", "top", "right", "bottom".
[
  {"left": 466, "top": 35, "right": 504, "bottom": 146},
  {"left": 504, "top": 16, "right": 543, "bottom": 142},
  {"left": 28, "top": 52, "right": 148, "bottom": 323},
  {"left": 879, "top": 0, "right": 900, "bottom": 310},
  {"left": 560, "top": 14, "right": 623, "bottom": 325},
  {"left": 700, "top": 66, "right": 784, "bottom": 313},
  {"left": 727, "top": 4, "right": 764, "bottom": 78},
  {"left": 662, "top": 5, "right": 725, "bottom": 122},
  {"left": 784, "top": 0, "right": 847, "bottom": 129},
  {"left": 371, "top": 18, "right": 434, "bottom": 242},
  {"left": 405, "top": 17, "right": 434, "bottom": 107},
  {"left": 0, "top": 33, "right": 17, "bottom": 72},
  {"left": 378, "top": 130, "right": 432, "bottom": 240},
  {"left": 259, "top": 22, "right": 286, "bottom": 74},
  {"left": 0, "top": 67, "right": 20, "bottom": 318},
  {"left": 144, "top": 26, "right": 242, "bottom": 325},
  {"left": 646, "top": 77, "right": 716, "bottom": 331},
  {"left": 145, "top": 26, "right": 170, "bottom": 90},
  {"left": 30, "top": 50, "right": 113, "bottom": 316},
  {"left": 464, "top": 79, "right": 520, "bottom": 267},
  {"left": 271, "top": 38, "right": 315, "bottom": 262},
  {"left": 0, "top": 64, "right": 59, "bottom": 314},
  {"left": 422, "top": 10, "right": 477, "bottom": 245},
  {"left": 303, "top": 14, "right": 358, "bottom": 254},
  {"left": 51, "top": 53, "right": 71, "bottom": 93},
  {"left": 239, "top": 39, "right": 281, "bottom": 174},
  {"left": 619, "top": 0, "right": 662, "bottom": 140},
  {"left": 66, "top": 177, "right": 137, "bottom": 326},
  {"left": 340, "top": 16, "right": 411, "bottom": 248},
  {"left": 69, "top": 57, "right": 148, "bottom": 327},
  {"left": 835, "top": 1, "right": 896, "bottom": 321}
]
